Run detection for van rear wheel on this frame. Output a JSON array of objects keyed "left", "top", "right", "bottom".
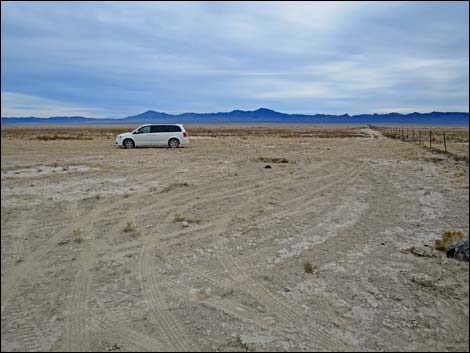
[
  {"left": 123, "top": 139, "right": 134, "bottom": 149},
  {"left": 169, "top": 138, "right": 180, "bottom": 148}
]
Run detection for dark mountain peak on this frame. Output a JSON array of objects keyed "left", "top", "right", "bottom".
[
  {"left": 126, "top": 110, "right": 170, "bottom": 120},
  {"left": 254, "top": 107, "right": 276, "bottom": 113}
]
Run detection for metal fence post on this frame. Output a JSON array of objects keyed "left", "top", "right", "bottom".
[
  {"left": 443, "top": 131, "right": 447, "bottom": 153},
  {"left": 429, "top": 130, "right": 432, "bottom": 149}
]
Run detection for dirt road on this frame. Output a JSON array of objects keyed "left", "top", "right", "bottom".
[{"left": 1, "top": 126, "right": 469, "bottom": 351}]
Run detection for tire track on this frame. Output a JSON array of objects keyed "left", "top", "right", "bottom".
[
  {"left": 1, "top": 210, "right": 33, "bottom": 303},
  {"left": 1, "top": 299, "right": 49, "bottom": 352},
  {"left": 149, "top": 161, "right": 350, "bottom": 238},
  {"left": 14, "top": 210, "right": 32, "bottom": 262},
  {"left": 65, "top": 268, "right": 91, "bottom": 352},
  {"left": 91, "top": 297, "right": 167, "bottom": 352},
  {"left": 210, "top": 163, "right": 364, "bottom": 351},
  {"left": 138, "top": 245, "right": 191, "bottom": 352},
  {"left": 64, "top": 213, "right": 137, "bottom": 352},
  {"left": 1, "top": 190, "right": 154, "bottom": 315},
  {"left": 139, "top": 162, "right": 361, "bottom": 351},
  {"left": 89, "top": 315, "right": 167, "bottom": 352},
  {"left": 163, "top": 278, "right": 271, "bottom": 329},
  {"left": 132, "top": 163, "right": 348, "bottom": 351},
  {"left": 111, "top": 161, "right": 353, "bottom": 352},
  {"left": 2, "top": 201, "right": 79, "bottom": 315}
]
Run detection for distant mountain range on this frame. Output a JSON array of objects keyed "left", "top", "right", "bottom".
[{"left": 1, "top": 108, "right": 469, "bottom": 125}]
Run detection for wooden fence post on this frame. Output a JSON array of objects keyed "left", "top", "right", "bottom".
[
  {"left": 418, "top": 130, "right": 421, "bottom": 144},
  {"left": 443, "top": 131, "right": 447, "bottom": 153},
  {"left": 429, "top": 130, "right": 432, "bottom": 149}
]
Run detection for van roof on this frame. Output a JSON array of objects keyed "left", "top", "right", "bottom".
[
  {"left": 140, "top": 123, "right": 183, "bottom": 125},
  {"left": 138, "top": 123, "right": 184, "bottom": 127},
  {"left": 135, "top": 123, "right": 185, "bottom": 130}
]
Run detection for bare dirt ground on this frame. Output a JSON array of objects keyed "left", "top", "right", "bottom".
[{"left": 1, "top": 125, "right": 469, "bottom": 352}]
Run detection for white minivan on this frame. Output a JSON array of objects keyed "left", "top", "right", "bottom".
[{"left": 115, "top": 124, "right": 189, "bottom": 148}]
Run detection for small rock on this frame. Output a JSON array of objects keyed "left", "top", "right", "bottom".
[
  {"left": 105, "top": 343, "right": 121, "bottom": 351},
  {"left": 401, "top": 246, "right": 437, "bottom": 258},
  {"left": 281, "top": 287, "right": 290, "bottom": 293},
  {"left": 446, "top": 240, "right": 469, "bottom": 261},
  {"left": 182, "top": 221, "right": 189, "bottom": 228}
]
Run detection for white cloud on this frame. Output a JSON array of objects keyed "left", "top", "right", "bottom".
[
  {"left": 373, "top": 105, "right": 469, "bottom": 114},
  {"left": 1, "top": 1, "right": 468, "bottom": 115},
  {"left": 239, "top": 78, "right": 341, "bottom": 99},
  {"left": 1, "top": 92, "right": 108, "bottom": 117}
]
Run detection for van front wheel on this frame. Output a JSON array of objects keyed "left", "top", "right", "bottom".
[
  {"left": 123, "top": 139, "right": 135, "bottom": 149},
  {"left": 169, "top": 138, "right": 180, "bottom": 148}
]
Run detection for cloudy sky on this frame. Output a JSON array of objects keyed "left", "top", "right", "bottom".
[{"left": 1, "top": 1, "right": 469, "bottom": 118}]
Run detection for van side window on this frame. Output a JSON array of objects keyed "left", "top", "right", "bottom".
[
  {"left": 169, "top": 126, "right": 181, "bottom": 132},
  {"left": 138, "top": 126, "right": 151, "bottom": 134},
  {"left": 150, "top": 125, "right": 163, "bottom": 133},
  {"left": 150, "top": 125, "right": 181, "bottom": 133}
]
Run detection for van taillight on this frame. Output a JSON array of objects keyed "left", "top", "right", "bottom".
[{"left": 183, "top": 131, "right": 188, "bottom": 138}]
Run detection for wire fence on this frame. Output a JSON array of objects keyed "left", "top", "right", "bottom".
[{"left": 368, "top": 124, "right": 469, "bottom": 162}]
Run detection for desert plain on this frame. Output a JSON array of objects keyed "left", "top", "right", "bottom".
[{"left": 1, "top": 124, "right": 469, "bottom": 352}]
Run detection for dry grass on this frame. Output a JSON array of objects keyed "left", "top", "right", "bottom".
[
  {"left": 35, "top": 134, "right": 93, "bottom": 141},
  {"left": 258, "top": 157, "right": 289, "bottom": 163},
  {"left": 72, "top": 229, "right": 82, "bottom": 243},
  {"left": 370, "top": 125, "right": 469, "bottom": 160},
  {"left": 174, "top": 214, "right": 202, "bottom": 224},
  {"left": 304, "top": 262, "right": 314, "bottom": 274},
  {"left": 1, "top": 125, "right": 130, "bottom": 140},
  {"left": 187, "top": 126, "right": 367, "bottom": 138},
  {"left": 435, "top": 230, "right": 465, "bottom": 251},
  {"left": 123, "top": 222, "right": 137, "bottom": 233},
  {"left": 174, "top": 214, "right": 186, "bottom": 223},
  {"left": 2, "top": 124, "right": 368, "bottom": 141},
  {"left": 161, "top": 182, "right": 190, "bottom": 193}
]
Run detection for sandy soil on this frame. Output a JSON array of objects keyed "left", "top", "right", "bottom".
[{"left": 1, "top": 126, "right": 469, "bottom": 352}]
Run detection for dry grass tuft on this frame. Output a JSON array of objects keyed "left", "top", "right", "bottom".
[
  {"left": 70, "top": 229, "right": 82, "bottom": 243},
  {"left": 161, "top": 182, "right": 190, "bottom": 193},
  {"left": 174, "top": 214, "right": 185, "bottom": 222},
  {"left": 174, "top": 214, "right": 201, "bottom": 224},
  {"left": 435, "top": 230, "right": 465, "bottom": 251},
  {"left": 36, "top": 134, "right": 93, "bottom": 141},
  {"left": 304, "top": 262, "right": 314, "bottom": 274},
  {"left": 123, "top": 222, "right": 137, "bottom": 233},
  {"left": 258, "top": 157, "right": 289, "bottom": 163}
]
